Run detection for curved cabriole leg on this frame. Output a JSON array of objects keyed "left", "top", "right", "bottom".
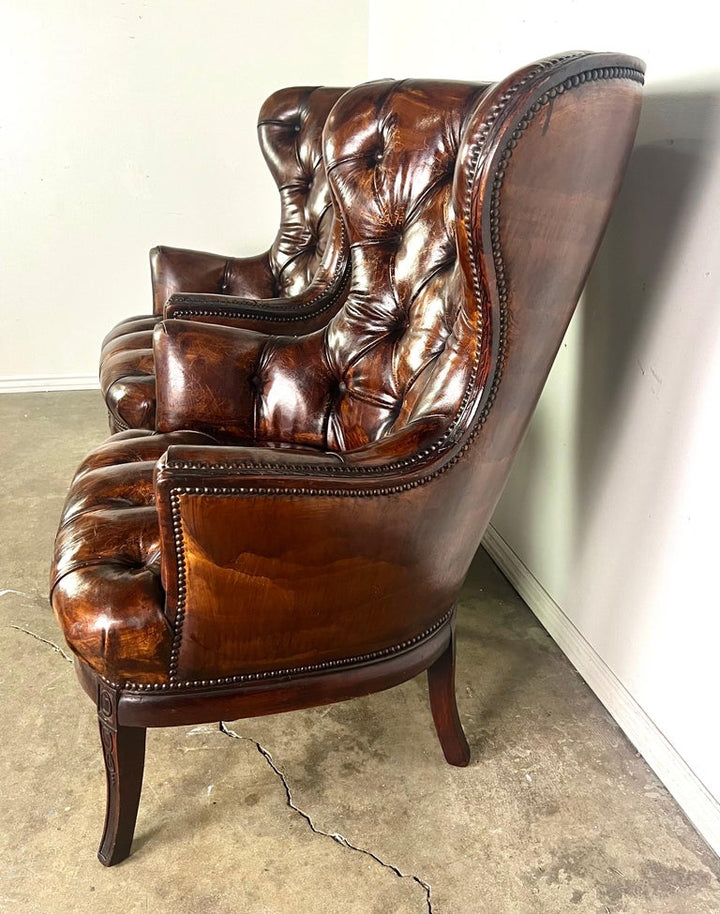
[
  {"left": 97, "top": 685, "right": 147, "bottom": 866},
  {"left": 427, "top": 628, "right": 470, "bottom": 767}
]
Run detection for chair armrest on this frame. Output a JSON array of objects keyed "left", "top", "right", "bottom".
[
  {"left": 162, "top": 260, "right": 350, "bottom": 335},
  {"left": 153, "top": 319, "right": 270, "bottom": 441},
  {"left": 153, "top": 319, "right": 334, "bottom": 444},
  {"left": 153, "top": 444, "right": 465, "bottom": 684},
  {"left": 150, "top": 245, "right": 275, "bottom": 315}
]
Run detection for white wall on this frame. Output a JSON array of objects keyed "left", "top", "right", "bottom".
[
  {"left": 370, "top": 0, "right": 720, "bottom": 853},
  {"left": 0, "top": 0, "right": 368, "bottom": 388}
]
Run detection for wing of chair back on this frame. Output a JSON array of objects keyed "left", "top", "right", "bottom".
[
  {"left": 100, "top": 85, "right": 350, "bottom": 433},
  {"left": 51, "top": 53, "right": 644, "bottom": 867}
]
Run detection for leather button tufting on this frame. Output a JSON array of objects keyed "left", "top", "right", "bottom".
[{"left": 383, "top": 233, "right": 403, "bottom": 249}]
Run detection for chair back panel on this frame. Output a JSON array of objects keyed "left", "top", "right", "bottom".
[
  {"left": 257, "top": 86, "right": 348, "bottom": 297},
  {"left": 249, "top": 81, "right": 492, "bottom": 451},
  {"left": 321, "top": 80, "right": 492, "bottom": 450}
]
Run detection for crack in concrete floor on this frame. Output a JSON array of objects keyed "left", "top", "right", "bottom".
[
  {"left": 5, "top": 624, "right": 434, "bottom": 911},
  {"left": 9, "top": 624, "right": 73, "bottom": 663},
  {"left": 219, "top": 721, "right": 434, "bottom": 914}
]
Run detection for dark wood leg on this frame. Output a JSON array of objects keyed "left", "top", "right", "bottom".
[
  {"left": 97, "top": 684, "right": 147, "bottom": 866},
  {"left": 427, "top": 628, "right": 470, "bottom": 767}
]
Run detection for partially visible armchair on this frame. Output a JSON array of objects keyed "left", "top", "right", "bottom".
[
  {"left": 101, "top": 85, "right": 350, "bottom": 432},
  {"left": 51, "top": 53, "right": 644, "bottom": 865}
]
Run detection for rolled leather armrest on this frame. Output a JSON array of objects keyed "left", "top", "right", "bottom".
[
  {"left": 154, "top": 318, "right": 334, "bottom": 445},
  {"left": 150, "top": 245, "right": 275, "bottom": 315},
  {"left": 153, "top": 319, "right": 270, "bottom": 440}
]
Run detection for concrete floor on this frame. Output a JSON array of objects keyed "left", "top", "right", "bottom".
[{"left": 1, "top": 390, "right": 718, "bottom": 914}]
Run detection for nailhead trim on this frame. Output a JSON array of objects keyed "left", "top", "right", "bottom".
[
  {"left": 108, "top": 409, "right": 130, "bottom": 432},
  {"left": 167, "top": 490, "right": 187, "bottom": 680},
  {"left": 170, "top": 223, "right": 349, "bottom": 323},
  {"left": 105, "top": 607, "right": 453, "bottom": 691}
]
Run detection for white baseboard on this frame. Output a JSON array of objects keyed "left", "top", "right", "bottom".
[
  {"left": 0, "top": 375, "right": 99, "bottom": 393},
  {"left": 482, "top": 522, "right": 720, "bottom": 858}
]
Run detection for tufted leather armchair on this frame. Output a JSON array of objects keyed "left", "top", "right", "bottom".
[
  {"left": 101, "top": 85, "right": 350, "bottom": 433},
  {"left": 51, "top": 53, "right": 644, "bottom": 865}
]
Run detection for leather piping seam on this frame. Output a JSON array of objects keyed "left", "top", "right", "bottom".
[
  {"left": 167, "top": 62, "right": 644, "bottom": 485},
  {"left": 115, "top": 606, "right": 454, "bottom": 691},
  {"left": 107, "top": 368, "right": 154, "bottom": 383}
]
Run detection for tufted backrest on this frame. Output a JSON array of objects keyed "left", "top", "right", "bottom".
[
  {"left": 244, "top": 80, "right": 493, "bottom": 451},
  {"left": 321, "top": 80, "right": 493, "bottom": 449},
  {"left": 252, "top": 86, "right": 348, "bottom": 298},
  {"left": 157, "top": 57, "right": 645, "bottom": 462}
]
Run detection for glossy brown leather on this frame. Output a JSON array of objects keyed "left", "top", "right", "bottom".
[
  {"left": 154, "top": 79, "right": 492, "bottom": 452},
  {"left": 54, "top": 54, "right": 644, "bottom": 687},
  {"left": 51, "top": 54, "right": 644, "bottom": 864},
  {"left": 54, "top": 55, "right": 640, "bottom": 682},
  {"left": 101, "top": 86, "right": 349, "bottom": 432}
]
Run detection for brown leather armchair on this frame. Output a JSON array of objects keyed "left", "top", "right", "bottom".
[
  {"left": 101, "top": 85, "right": 350, "bottom": 433},
  {"left": 51, "top": 53, "right": 644, "bottom": 865}
]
